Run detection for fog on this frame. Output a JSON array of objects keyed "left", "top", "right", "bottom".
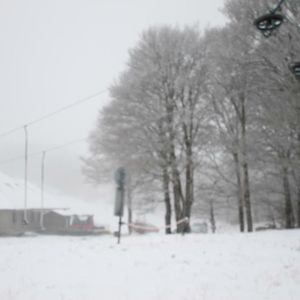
[{"left": 0, "top": 0, "right": 226, "bottom": 201}]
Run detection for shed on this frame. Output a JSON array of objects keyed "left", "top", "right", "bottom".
[
  {"left": 43, "top": 210, "right": 70, "bottom": 234},
  {"left": 0, "top": 209, "right": 45, "bottom": 236}
]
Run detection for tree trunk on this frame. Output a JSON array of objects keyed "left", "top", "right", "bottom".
[
  {"left": 243, "top": 160, "right": 252, "bottom": 232},
  {"left": 183, "top": 200, "right": 192, "bottom": 233},
  {"left": 241, "top": 95, "right": 253, "bottom": 232},
  {"left": 297, "top": 132, "right": 300, "bottom": 228},
  {"left": 210, "top": 200, "right": 216, "bottom": 233},
  {"left": 165, "top": 101, "right": 184, "bottom": 233},
  {"left": 127, "top": 181, "right": 133, "bottom": 235},
  {"left": 183, "top": 135, "right": 193, "bottom": 233},
  {"left": 162, "top": 167, "right": 172, "bottom": 234},
  {"left": 297, "top": 187, "right": 300, "bottom": 228},
  {"left": 171, "top": 159, "right": 185, "bottom": 233},
  {"left": 167, "top": 133, "right": 184, "bottom": 233},
  {"left": 282, "top": 166, "right": 295, "bottom": 229},
  {"left": 267, "top": 200, "right": 276, "bottom": 228},
  {"left": 233, "top": 151, "right": 245, "bottom": 232}
]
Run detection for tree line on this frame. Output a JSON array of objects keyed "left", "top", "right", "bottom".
[{"left": 82, "top": 0, "right": 300, "bottom": 233}]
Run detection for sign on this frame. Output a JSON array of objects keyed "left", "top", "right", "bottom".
[
  {"left": 114, "top": 167, "right": 126, "bottom": 187},
  {"left": 114, "top": 167, "right": 126, "bottom": 217},
  {"left": 114, "top": 186, "right": 124, "bottom": 217}
]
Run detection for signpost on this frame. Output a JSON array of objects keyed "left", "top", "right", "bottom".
[{"left": 114, "top": 167, "right": 126, "bottom": 244}]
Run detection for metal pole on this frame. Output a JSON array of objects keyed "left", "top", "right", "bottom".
[
  {"left": 23, "top": 125, "right": 29, "bottom": 224},
  {"left": 272, "top": 0, "right": 286, "bottom": 14},
  {"left": 40, "top": 151, "right": 46, "bottom": 230},
  {"left": 117, "top": 184, "right": 125, "bottom": 244},
  {"left": 127, "top": 173, "right": 132, "bottom": 235},
  {"left": 114, "top": 167, "right": 126, "bottom": 244},
  {"left": 118, "top": 214, "right": 122, "bottom": 244}
]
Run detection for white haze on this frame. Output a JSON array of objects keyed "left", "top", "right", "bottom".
[{"left": 0, "top": 0, "right": 226, "bottom": 201}]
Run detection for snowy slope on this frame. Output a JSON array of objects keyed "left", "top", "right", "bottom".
[
  {"left": 0, "top": 230, "right": 299, "bottom": 300},
  {"left": 0, "top": 172, "right": 115, "bottom": 227}
]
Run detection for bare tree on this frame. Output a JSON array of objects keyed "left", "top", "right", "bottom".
[{"left": 83, "top": 26, "right": 209, "bottom": 233}]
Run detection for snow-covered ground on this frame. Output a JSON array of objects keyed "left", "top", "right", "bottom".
[
  {"left": 1, "top": 172, "right": 300, "bottom": 299},
  {"left": 0, "top": 230, "right": 299, "bottom": 300}
]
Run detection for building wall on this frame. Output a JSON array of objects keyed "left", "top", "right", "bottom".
[
  {"left": 0, "top": 210, "right": 41, "bottom": 236},
  {"left": 0, "top": 210, "right": 16, "bottom": 235},
  {"left": 43, "top": 211, "right": 69, "bottom": 233},
  {"left": 0, "top": 210, "right": 96, "bottom": 235}
]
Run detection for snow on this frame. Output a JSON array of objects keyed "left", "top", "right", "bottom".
[
  {"left": 1, "top": 172, "right": 300, "bottom": 299},
  {"left": 0, "top": 230, "right": 299, "bottom": 300}
]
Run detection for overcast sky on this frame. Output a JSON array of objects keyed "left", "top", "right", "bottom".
[{"left": 0, "top": 0, "right": 227, "bottom": 202}]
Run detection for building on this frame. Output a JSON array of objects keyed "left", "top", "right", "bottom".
[
  {"left": 0, "top": 172, "right": 104, "bottom": 236},
  {"left": 43, "top": 210, "right": 95, "bottom": 235},
  {"left": 43, "top": 210, "right": 70, "bottom": 234},
  {"left": 0, "top": 209, "right": 47, "bottom": 236},
  {"left": 0, "top": 208, "right": 100, "bottom": 236},
  {"left": 70, "top": 214, "right": 94, "bottom": 231}
]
